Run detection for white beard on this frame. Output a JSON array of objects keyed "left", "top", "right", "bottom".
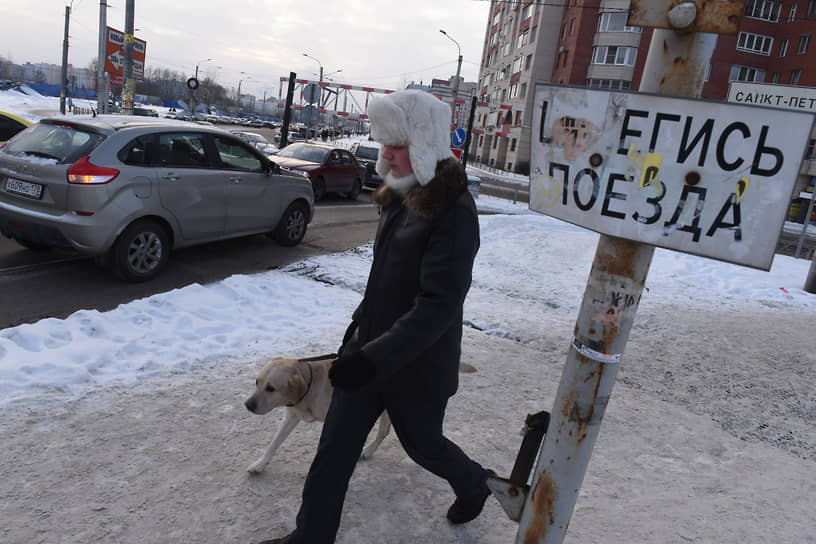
[{"left": 384, "top": 172, "right": 418, "bottom": 195}]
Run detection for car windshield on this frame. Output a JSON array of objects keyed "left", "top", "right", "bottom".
[
  {"left": 276, "top": 143, "right": 328, "bottom": 163},
  {"left": 2, "top": 122, "right": 105, "bottom": 164},
  {"left": 355, "top": 146, "right": 379, "bottom": 160}
]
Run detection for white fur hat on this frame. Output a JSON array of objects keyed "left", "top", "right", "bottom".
[{"left": 367, "top": 89, "right": 454, "bottom": 186}]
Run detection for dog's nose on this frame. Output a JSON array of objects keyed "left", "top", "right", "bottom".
[{"left": 245, "top": 398, "right": 256, "bottom": 413}]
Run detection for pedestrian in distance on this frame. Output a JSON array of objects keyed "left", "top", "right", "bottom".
[{"left": 257, "top": 89, "right": 493, "bottom": 544}]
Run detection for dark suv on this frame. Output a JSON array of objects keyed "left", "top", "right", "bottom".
[{"left": 350, "top": 141, "right": 382, "bottom": 190}]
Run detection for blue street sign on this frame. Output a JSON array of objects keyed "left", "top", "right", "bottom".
[{"left": 452, "top": 127, "right": 467, "bottom": 148}]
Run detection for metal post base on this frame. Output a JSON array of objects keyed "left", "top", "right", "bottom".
[{"left": 489, "top": 410, "right": 550, "bottom": 521}]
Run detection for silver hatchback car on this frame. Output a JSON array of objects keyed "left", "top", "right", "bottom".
[{"left": 0, "top": 116, "right": 314, "bottom": 281}]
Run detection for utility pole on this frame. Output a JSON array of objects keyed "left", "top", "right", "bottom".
[
  {"left": 121, "top": 0, "right": 135, "bottom": 115},
  {"left": 59, "top": 4, "right": 71, "bottom": 115},
  {"left": 96, "top": 0, "right": 107, "bottom": 114}
]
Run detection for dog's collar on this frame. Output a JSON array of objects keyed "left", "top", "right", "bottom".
[{"left": 288, "top": 360, "right": 314, "bottom": 407}]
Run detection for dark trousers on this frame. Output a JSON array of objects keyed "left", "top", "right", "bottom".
[{"left": 291, "top": 387, "right": 486, "bottom": 543}]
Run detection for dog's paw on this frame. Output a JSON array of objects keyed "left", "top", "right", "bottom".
[{"left": 247, "top": 458, "right": 268, "bottom": 474}]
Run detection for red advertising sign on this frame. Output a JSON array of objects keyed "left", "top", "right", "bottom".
[{"left": 104, "top": 26, "right": 146, "bottom": 80}]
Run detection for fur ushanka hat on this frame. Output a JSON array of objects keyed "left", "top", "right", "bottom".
[{"left": 367, "top": 89, "right": 454, "bottom": 186}]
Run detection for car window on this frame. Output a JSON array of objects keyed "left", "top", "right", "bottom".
[
  {"left": 2, "top": 122, "right": 104, "bottom": 164},
  {"left": 354, "top": 146, "right": 379, "bottom": 160},
  {"left": 341, "top": 151, "right": 355, "bottom": 165},
  {"left": 213, "top": 136, "right": 264, "bottom": 172},
  {"left": 276, "top": 143, "right": 328, "bottom": 163},
  {"left": 0, "top": 114, "right": 28, "bottom": 142},
  {"left": 118, "top": 135, "right": 153, "bottom": 166},
  {"left": 327, "top": 150, "right": 342, "bottom": 165},
  {"left": 156, "top": 133, "right": 209, "bottom": 168}
]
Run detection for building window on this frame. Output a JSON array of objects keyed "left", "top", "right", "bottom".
[
  {"left": 512, "top": 56, "right": 523, "bottom": 73},
  {"left": 790, "top": 69, "right": 802, "bottom": 84},
  {"left": 597, "top": 11, "right": 641, "bottom": 32},
  {"left": 525, "top": 54, "right": 533, "bottom": 70},
  {"left": 510, "top": 139, "right": 517, "bottom": 152},
  {"left": 744, "top": 0, "right": 781, "bottom": 21},
  {"left": 561, "top": 23, "right": 567, "bottom": 40},
  {"left": 704, "top": 63, "right": 711, "bottom": 82},
  {"left": 492, "top": 137, "right": 498, "bottom": 149},
  {"left": 737, "top": 32, "right": 773, "bottom": 55},
  {"left": 569, "top": 18, "right": 575, "bottom": 35},
  {"left": 520, "top": 82, "right": 527, "bottom": 97},
  {"left": 798, "top": 34, "right": 811, "bottom": 54},
  {"left": 517, "top": 30, "right": 529, "bottom": 49},
  {"left": 779, "top": 38, "right": 789, "bottom": 57},
  {"left": 729, "top": 65, "right": 766, "bottom": 82},
  {"left": 514, "top": 111, "right": 522, "bottom": 125},
  {"left": 479, "top": 135, "right": 483, "bottom": 146},
  {"left": 789, "top": 3, "right": 797, "bottom": 22},
  {"left": 772, "top": 72, "right": 780, "bottom": 83},
  {"left": 591, "top": 46, "right": 637, "bottom": 66},
  {"left": 587, "top": 79, "right": 631, "bottom": 90},
  {"left": 809, "top": 0, "right": 816, "bottom": 17},
  {"left": 509, "top": 83, "right": 520, "bottom": 99},
  {"left": 521, "top": 2, "right": 533, "bottom": 20},
  {"left": 808, "top": 138, "right": 816, "bottom": 159},
  {"left": 530, "top": 26, "right": 537, "bottom": 42},
  {"left": 493, "top": 11, "right": 502, "bottom": 25}
]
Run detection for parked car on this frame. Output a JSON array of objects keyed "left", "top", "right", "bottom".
[
  {"left": 231, "top": 131, "right": 278, "bottom": 155},
  {"left": 268, "top": 142, "right": 364, "bottom": 201},
  {"left": 0, "top": 110, "right": 32, "bottom": 143},
  {"left": 350, "top": 141, "right": 383, "bottom": 190},
  {"left": 132, "top": 106, "right": 159, "bottom": 117},
  {"left": 0, "top": 116, "right": 314, "bottom": 282}
]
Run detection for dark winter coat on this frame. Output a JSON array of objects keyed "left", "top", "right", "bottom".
[{"left": 344, "top": 157, "right": 479, "bottom": 398}]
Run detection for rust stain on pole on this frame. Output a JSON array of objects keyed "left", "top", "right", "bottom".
[{"left": 523, "top": 472, "right": 555, "bottom": 544}]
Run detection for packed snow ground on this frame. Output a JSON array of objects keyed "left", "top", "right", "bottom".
[{"left": 1, "top": 86, "right": 815, "bottom": 544}]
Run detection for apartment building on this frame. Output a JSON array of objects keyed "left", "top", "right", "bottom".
[{"left": 474, "top": 0, "right": 815, "bottom": 195}]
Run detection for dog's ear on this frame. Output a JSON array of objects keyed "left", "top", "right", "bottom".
[{"left": 286, "top": 373, "right": 306, "bottom": 397}]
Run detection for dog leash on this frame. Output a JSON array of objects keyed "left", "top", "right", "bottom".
[{"left": 288, "top": 353, "right": 337, "bottom": 406}]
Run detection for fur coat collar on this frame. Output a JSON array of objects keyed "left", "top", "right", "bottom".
[{"left": 372, "top": 158, "right": 468, "bottom": 219}]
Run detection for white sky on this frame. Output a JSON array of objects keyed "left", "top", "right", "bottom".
[{"left": 0, "top": 0, "right": 490, "bottom": 97}]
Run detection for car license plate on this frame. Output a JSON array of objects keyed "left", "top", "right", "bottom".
[{"left": 4, "top": 177, "right": 43, "bottom": 199}]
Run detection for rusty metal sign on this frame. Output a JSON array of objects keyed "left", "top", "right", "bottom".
[
  {"left": 629, "top": 0, "right": 745, "bottom": 34},
  {"left": 530, "top": 83, "right": 814, "bottom": 270}
]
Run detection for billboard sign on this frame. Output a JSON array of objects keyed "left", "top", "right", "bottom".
[
  {"left": 104, "top": 26, "right": 146, "bottom": 80},
  {"left": 530, "top": 83, "right": 814, "bottom": 270}
]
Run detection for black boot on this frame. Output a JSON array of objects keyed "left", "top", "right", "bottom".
[
  {"left": 446, "top": 470, "right": 495, "bottom": 524},
  {"left": 257, "top": 531, "right": 296, "bottom": 544}
]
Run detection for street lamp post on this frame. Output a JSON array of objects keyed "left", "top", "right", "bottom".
[
  {"left": 236, "top": 71, "right": 251, "bottom": 113},
  {"left": 439, "top": 29, "right": 463, "bottom": 125},
  {"left": 302, "top": 52, "right": 323, "bottom": 82},
  {"left": 191, "top": 58, "right": 212, "bottom": 118}
]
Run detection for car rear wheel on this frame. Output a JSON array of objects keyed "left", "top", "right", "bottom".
[
  {"left": 109, "top": 219, "right": 170, "bottom": 282},
  {"left": 312, "top": 176, "right": 326, "bottom": 202},
  {"left": 273, "top": 202, "right": 308, "bottom": 246},
  {"left": 346, "top": 178, "right": 362, "bottom": 200}
]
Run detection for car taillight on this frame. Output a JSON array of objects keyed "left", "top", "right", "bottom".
[
  {"left": 0, "top": 142, "right": 6, "bottom": 151},
  {"left": 67, "top": 156, "right": 119, "bottom": 184}
]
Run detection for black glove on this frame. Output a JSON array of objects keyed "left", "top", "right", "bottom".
[
  {"left": 338, "top": 321, "right": 358, "bottom": 356},
  {"left": 329, "top": 351, "right": 375, "bottom": 392}
]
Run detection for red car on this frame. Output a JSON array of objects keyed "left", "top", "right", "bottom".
[{"left": 269, "top": 143, "right": 364, "bottom": 201}]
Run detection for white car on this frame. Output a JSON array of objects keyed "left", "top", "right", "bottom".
[{"left": 231, "top": 131, "right": 278, "bottom": 155}]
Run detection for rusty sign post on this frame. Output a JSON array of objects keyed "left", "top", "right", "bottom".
[{"left": 484, "top": 1, "right": 812, "bottom": 542}]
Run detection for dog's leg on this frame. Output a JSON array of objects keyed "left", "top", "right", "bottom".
[
  {"left": 360, "top": 412, "right": 392, "bottom": 460},
  {"left": 248, "top": 409, "right": 301, "bottom": 473}
]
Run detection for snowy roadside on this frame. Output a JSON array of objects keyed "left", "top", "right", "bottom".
[{"left": 1, "top": 321, "right": 814, "bottom": 544}]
